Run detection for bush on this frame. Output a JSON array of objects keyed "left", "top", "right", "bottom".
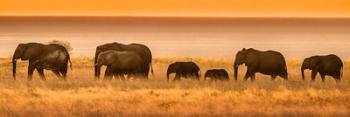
[{"left": 48, "top": 40, "right": 73, "bottom": 52}]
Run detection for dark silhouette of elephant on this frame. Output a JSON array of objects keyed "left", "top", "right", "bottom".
[
  {"left": 95, "top": 50, "right": 144, "bottom": 80},
  {"left": 234, "top": 48, "right": 288, "bottom": 81},
  {"left": 94, "top": 42, "right": 153, "bottom": 79},
  {"left": 12, "top": 43, "right": 72, "bottom": 81},
  {"left": 204, "top": 69, "right": 229, "bottom": 81},
  {"left": 167, "top": 62, "right": 200, "bottom": 81},
  {"left": 301, "top": 54, "right": 343, "bottom": 82}
]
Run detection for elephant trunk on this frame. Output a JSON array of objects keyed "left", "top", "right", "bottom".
[
  {"left": 94, "top": 65, "right": 101, "bottom": 79},
  {"left": 301, "top": 67, "right": 305, "bottom": 80},
  {"left": 94, "top": 50, "right": 101, "bottom": 79},
  {"left": 12, "top": 58, "right": 17, "bottom": 80},
  {"left": 234, "top": 62, "right": 238, "bottom": 81}
]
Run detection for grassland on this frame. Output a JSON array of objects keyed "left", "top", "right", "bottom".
[{"left": 0, "top": 57, "right": 349, "bottom": 117}]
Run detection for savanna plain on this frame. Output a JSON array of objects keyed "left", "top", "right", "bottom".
[{"left": 0, "top": 57, "right": 349, "bottom": 117}]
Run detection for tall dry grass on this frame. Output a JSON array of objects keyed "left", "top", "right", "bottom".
[{"left": 0, "top": 57, "right": 349, "bottom": 116}]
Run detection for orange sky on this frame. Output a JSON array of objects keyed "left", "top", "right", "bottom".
[{"left": 1, "top": 0, "right": 350, "bottom": 17}]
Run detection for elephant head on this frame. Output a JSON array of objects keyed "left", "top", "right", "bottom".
[
  {"left": 12, "top": 43, "right": 38, "bottom": 80},
  {"left": 301, "top": 56, "right": 320, "bottom": 80},
  {"left": 95, "top": 51, "right": 118, "bottom": 68},
  {"left": 234, "top": 48, "right": 248, "bottom": 80},
  {"left": 166, "top": 63, "right": 178, "bottom": 81},
  {"left": 94, "top": 46, "right": 108, "bottom": 78},
  {"left": 94, "top": 44, "right": 120, "bottom": 78}
]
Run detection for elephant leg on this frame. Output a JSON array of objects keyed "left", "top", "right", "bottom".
[
  {"left": 126, "top": 73, "right": 133, "bottom": 79},
  {"left": 244, "top": 67, "right": 256, "bottom": 81},
  {"left": 52, "top": 70, "right": 62, "bottom": 79},
  {"left": 104, "top": 66, "right": 113, "bottom": 80},
  {"left": 333, "top": 71, "right": 341, "bottom": 83},
  {"left": 174, "top": 74, "right": 181, "bottom": 81},
  {"left": 243, "top": 72, "right": 250, "bottom": 81},
  {"left": 131, "top": 72, "right": 143, "bottom": 79},
  {"left": 136, "top": 73, "right": 145, "bottom": 79},
  {"left": 320, "top": 74, "right": 326, "bottom": 83},
  {"left": 333, "top": 75, "right": 341, "bottom": 83},
  {"left": 250, "top": 73, "right": 256, "bottom": 81},
  {"left": 191, "top": 73, "right": 199, "bottom": 80},
  {"left": 114, "top": 73, "right": 124, "bottom": 81},
  {"left": 335, "top": 77, "right": 341, "bottom": 84},
  {"left": 119, "top": 74, "right": 126, "bottom": 81},
  {"left": 195, "top": 73, "right": 200, "bottom": 81},
  {"left": 271, "top": 75, "right": 277, "bottom": 81},
  {"left": 60, "top": 63, "right": 68, "bottom": 80},
  {"left": 27, "top": 62, "right": 36, "bottom": 81},
  {"left": 281, "top": 72, "right": 288, "bottom": 80},
  {"left": 113, "top": 72, "right": 119, "bottom": 80},
  {"left": 36, "top": 68, "right": 46, "bottom": 81},
  {"left": 142, "top": 69, "right": 149, "bottom": 79},
  {"left": 311, "top": 70, "right": 317, "bottom": 82}
]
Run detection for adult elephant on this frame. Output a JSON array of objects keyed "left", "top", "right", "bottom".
[
  {"left": 12, "top": 43, "right": 72, "bottom": 80},
  {"left": 234, "top": 48, "right": 288, "bottom": 81},
  {"left": 301, "top": 54, "right": 343, "bottom": 82},
  {"left": 94, "top": 42, "right": 153, "bottom": 79},
  {"left": 166, "top": 62, "right": 200, "bottom": 81},
  {"left": 95, "top": 50, "right": 144, "bottom": 80}
]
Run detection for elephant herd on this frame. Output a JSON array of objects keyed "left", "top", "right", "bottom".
[{"left": 10, "top": 42, "right": 344, "bottom": 83}]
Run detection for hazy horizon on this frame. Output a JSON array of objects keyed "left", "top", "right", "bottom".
[{"left": 1, "top": 17, "right": 350, "bottom": 59}]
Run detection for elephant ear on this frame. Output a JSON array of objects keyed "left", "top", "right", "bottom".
[
  {"left": 22, "top": 45, "right": 42, "bottom": 60},
  {"left": 310, "top": 57, "right": 321, "bottom": 69},
  {"left": 104, "top": 52, "right": 117, "bottom": 65}
]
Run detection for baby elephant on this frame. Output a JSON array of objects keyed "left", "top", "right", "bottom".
[
  {"left": 301, "top": 54, "right": 343, "bottom": 82},
  {"left": 167, "top": 62, "right": 200, "bottom": 81},
  {"left": 204, "top": 69, "right": 229, "bottom": 81}
]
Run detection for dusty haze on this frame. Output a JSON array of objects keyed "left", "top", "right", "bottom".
[
  {"left": 1, "top": 17, "right": 350, "bottom": 116},
  {"left": 1, "top": 17, "right": 350, "bottom": 58}
]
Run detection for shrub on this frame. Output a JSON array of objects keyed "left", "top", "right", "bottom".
[{"left": 48, "top": 40, "right": 73, "bottom": 52}]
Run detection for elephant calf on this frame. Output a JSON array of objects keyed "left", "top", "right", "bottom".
[
  {"left": 204, "top": 69, "right": 229, "bottom": 81},
  {"left": 301, "top": 54, "right": 343, "bottom": 82},
  {"left": 167, "top": 62, "right": 200, "bottom": 81},
  {"left": 95, "top": 50, "right": 144, "bottom": 80}
]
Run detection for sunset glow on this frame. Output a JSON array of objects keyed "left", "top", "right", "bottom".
[{"left": 1, "top": 0, "right": 350, "bottom": 17}]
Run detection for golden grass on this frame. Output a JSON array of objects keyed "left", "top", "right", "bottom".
[{"left": 0, "top": 57, "right": 349, "bottom": 117}]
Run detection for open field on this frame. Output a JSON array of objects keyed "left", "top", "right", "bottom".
[{"left": 0, "top": 57, "right": 350, "bottom": 116}]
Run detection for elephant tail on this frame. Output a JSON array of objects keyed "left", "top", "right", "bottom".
[
  {"left": 198, "top": 70, "right": 201, "bottom": 79},
  {"left": 284, "top": 66, "right": 288, "bottom": 75},
  {"left": 63, "top": 49, "right": 73, "bottom": 70},
  {"left": 150, "top": 63, "right": 154, "bottom": 75},
  {"left": 341, "top": 65, "right": 343, "bottom": 79},
  {"left": 69, "top": 58, "right": 73, "bottom": 70},
  {"left": 66, "top": 53, "right": 72, "bottom": 70}
]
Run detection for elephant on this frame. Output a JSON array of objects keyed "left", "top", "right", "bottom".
[
  {"left": 301, "top": 54, "right": 343, "bottom": 82},
  {"left": 94, "top": 42, "right": 153, "bottom": 79},
  {"left": 234, "top": 48, "right": 288, "bottom": 81},
  {"left": 166, "top": 62, "right": 200, "bottom": 81},
  {"left": 12, "top": 43, "right": 72, "bottom": 80},
  {"left": 204, "top": 69, "right": 229, "bottom": 81},
  {"left": 95, "top": 50, "right": 144, "bottom": 80}
]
